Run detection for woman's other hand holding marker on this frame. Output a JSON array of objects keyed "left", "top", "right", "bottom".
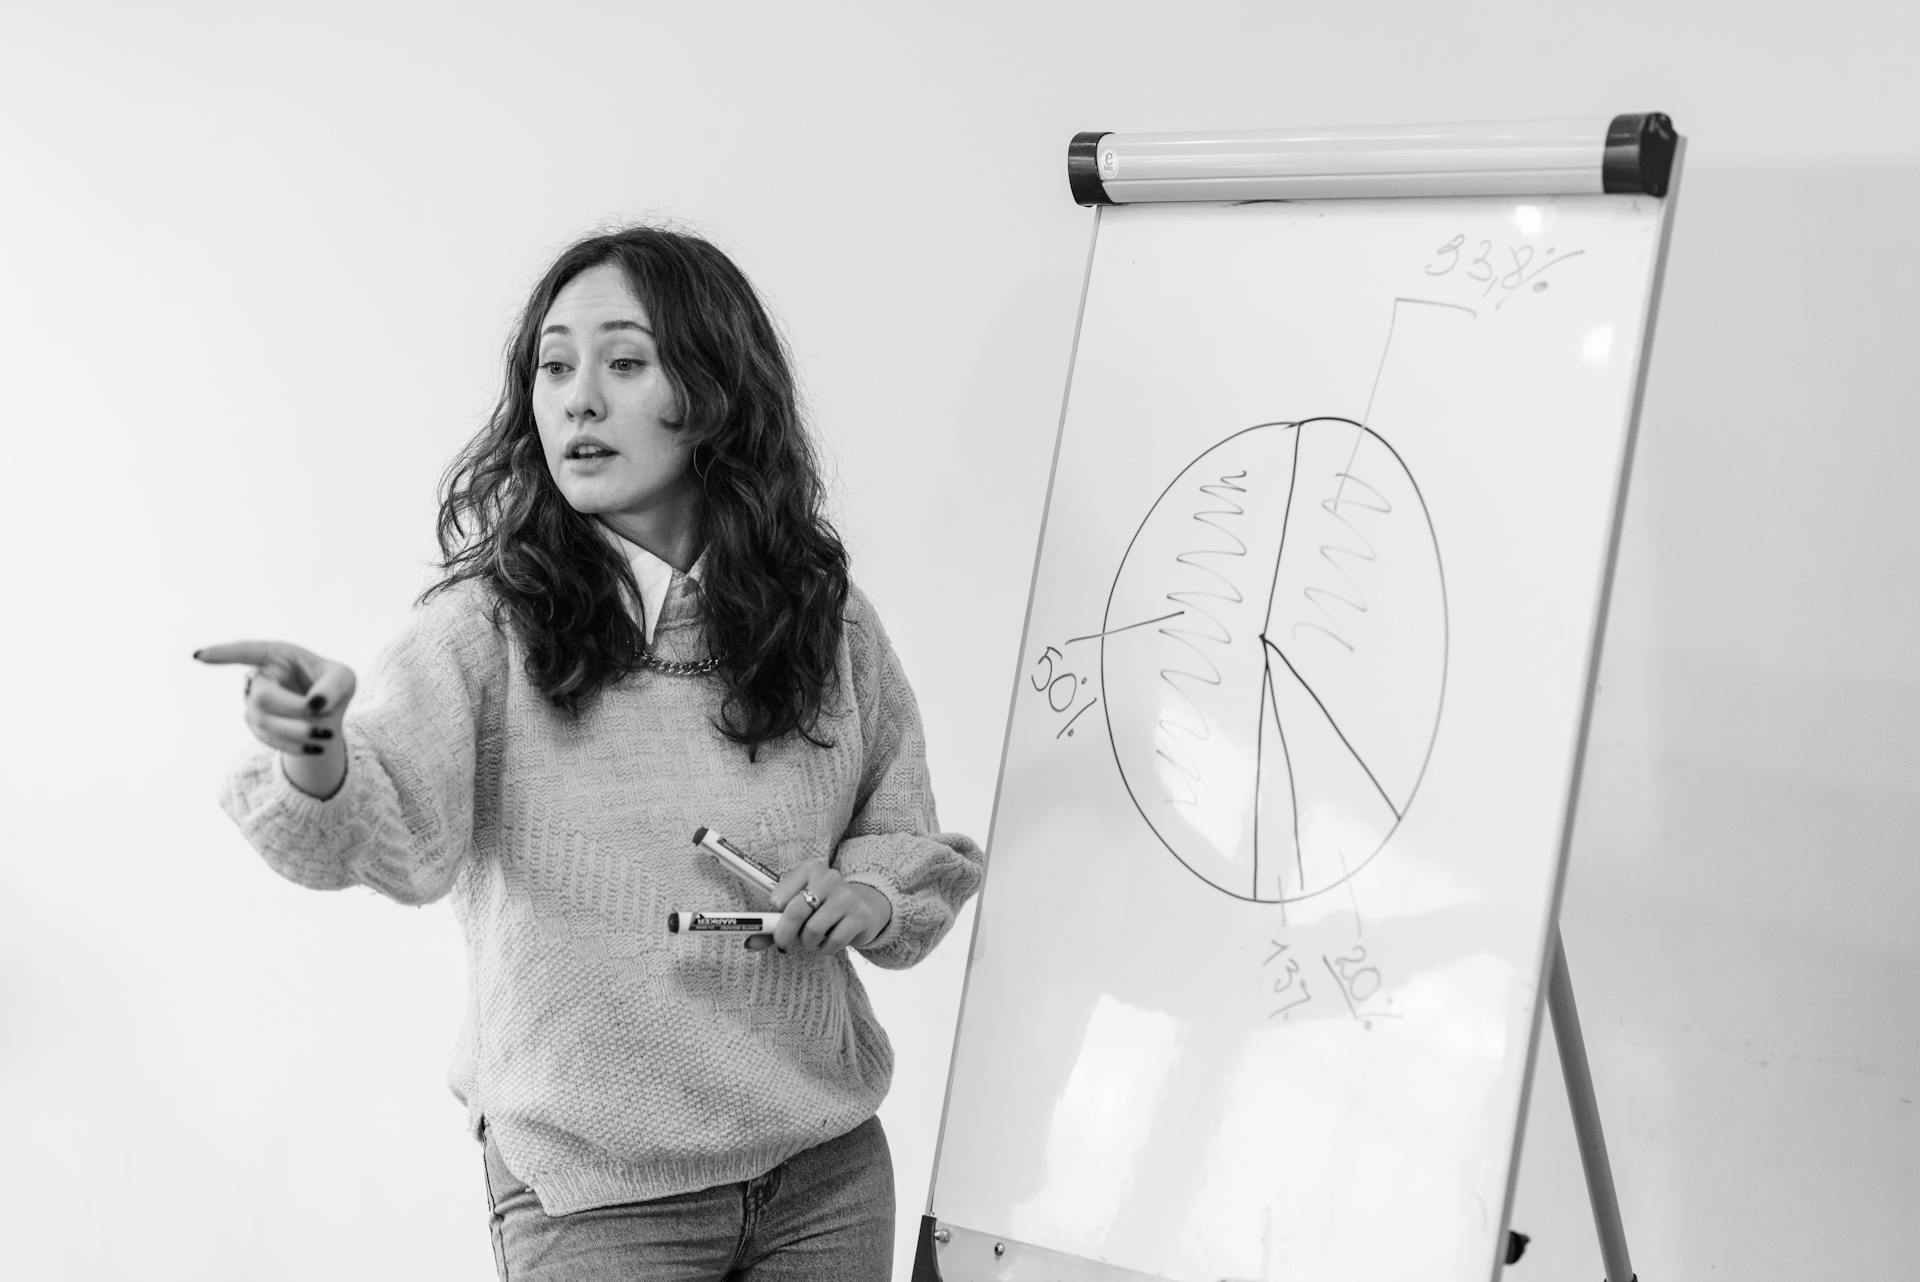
[
  {"left": 193, "top": 641, "right": 358, "bottom": 801},
  {"left": 745, "top": 861, "right": 892, "bottom": 957}
]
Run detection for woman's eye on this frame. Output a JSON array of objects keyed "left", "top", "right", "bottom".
[
  {"left": 539, "top": 360, "right": 571, "bottom": 377},
  {"left": 609, "top": 358, "right": 645, "bottom": 373}
]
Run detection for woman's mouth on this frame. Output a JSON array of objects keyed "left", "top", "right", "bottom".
[{"left": 565, "top": 438, "right": 617, "bottom": 461}]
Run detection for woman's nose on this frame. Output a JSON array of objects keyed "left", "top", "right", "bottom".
[{"left": 564, "top": 369, "right": 604, "bottom": 421}]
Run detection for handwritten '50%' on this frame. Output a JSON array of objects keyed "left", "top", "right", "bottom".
[{"left": 1028, "top": 645, "right": 1101, "bottom": 739}]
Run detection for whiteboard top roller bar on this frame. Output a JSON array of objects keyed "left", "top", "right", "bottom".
[{"left": 1067, "top": 112, "right": 1676, "bottom": 204}]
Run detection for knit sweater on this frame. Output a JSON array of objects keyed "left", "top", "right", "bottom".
[{"left": 218, "top": 569, "right": 984, "bottom": 1213}]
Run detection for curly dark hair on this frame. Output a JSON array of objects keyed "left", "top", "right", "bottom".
[{"left": 427, "top": 224, "right": 850, "bottom": 754}]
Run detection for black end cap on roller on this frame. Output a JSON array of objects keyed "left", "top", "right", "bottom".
[
  {"left": 1068, "top": 131, "right": 1113, "bottom": 206},
  {"left": 1603, "top": 112, "right": 1677, "bottom": 197},
  {"left": 1505, "top": 1230, "right": 1530, "bottom": 1263},
  {"left": 911, "top": 1215, "right": 945, "bottom": 1281}
]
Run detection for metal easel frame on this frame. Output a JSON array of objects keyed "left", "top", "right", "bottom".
[{"left": 1547, "top": 930, "right": 1636, "bottom": 1281}]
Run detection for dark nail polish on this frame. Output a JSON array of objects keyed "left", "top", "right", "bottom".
[
  {"left": 310, "top": 727, "right": 334, "bottom": 740},
  {"left": 307, "top": 695, "right": 327, "bottom": 714},
  {"left": 302, "top": 744, "right": 323, "bottom": 756},
  {"left": 191, "top": 649, "right": 204, "bottom": 661}
]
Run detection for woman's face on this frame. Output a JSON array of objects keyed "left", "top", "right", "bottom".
[{"left": 532, "top": 262, "right": 699, "bottom": 547}]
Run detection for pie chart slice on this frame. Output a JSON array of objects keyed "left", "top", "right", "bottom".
[
  {"left": 1264, "top": 421, "right": 1447, "bottom": 815},
  {"left": 1257, "top": 637, "right": 1404, "bottom": 902}
]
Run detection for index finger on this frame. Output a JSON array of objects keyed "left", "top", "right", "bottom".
[{"left": 194, "top": 641, "right": 283, "bottom": 667}]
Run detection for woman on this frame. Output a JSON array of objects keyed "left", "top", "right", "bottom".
[{"left": 198, "top": 225, "right": 983, "bottom": 1281}]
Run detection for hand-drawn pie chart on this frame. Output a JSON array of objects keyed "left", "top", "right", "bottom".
[{"left": 1100, "top": 418, "right": 1447, "bottom": 902}]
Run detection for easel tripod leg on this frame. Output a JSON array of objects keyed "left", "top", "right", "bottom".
[{"left": 1547, "top": 929, "right": 1637, "bottom": 1282}]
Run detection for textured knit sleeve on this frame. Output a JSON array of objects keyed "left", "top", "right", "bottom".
[
  {"left": 217, "top": 584, "right": 504, "bottom": 907},
  {"left": 834, "top": 587, "right": 985, "bottom": 971}
]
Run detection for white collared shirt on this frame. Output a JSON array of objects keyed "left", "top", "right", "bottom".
[{"left": 597, "top": 524, "right": 702, "bottom": 646}]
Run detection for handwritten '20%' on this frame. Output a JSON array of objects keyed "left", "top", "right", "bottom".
[
  {"left": 1266, "top": 940, "right": 1398, "bottom": 1028},
  {"left": 1425, "top": 234, "right": 1584, "bottom": 310}
]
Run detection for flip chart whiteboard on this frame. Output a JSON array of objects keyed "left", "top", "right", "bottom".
[{"left": 927, "top": 190, "right": 1676, "bottom": 1282}]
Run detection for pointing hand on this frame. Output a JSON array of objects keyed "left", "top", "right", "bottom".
[{"left": 196, "top": 640, "right": 357, "bottom": 797}]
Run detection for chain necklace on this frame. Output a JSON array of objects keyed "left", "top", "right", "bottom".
[{"left": 639, "top": 648, "right": 724, "bottom": 677}]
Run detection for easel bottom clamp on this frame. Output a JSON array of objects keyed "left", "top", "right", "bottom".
[{"left": 914, "top": 1220, "right": 1537, "bottom": 1280}]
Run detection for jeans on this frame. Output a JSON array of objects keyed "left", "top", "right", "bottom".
[{"left": 481, "top": 1116, "right": 894, "bottom": 1281}]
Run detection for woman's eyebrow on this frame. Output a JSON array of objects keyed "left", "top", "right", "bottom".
[{"left": 539, "top": 319, "right": 655, "bottom": 338}]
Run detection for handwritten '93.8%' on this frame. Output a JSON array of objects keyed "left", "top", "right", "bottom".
[{"left": 1425, "top": 234, "right": 1583, "bottom": 310}]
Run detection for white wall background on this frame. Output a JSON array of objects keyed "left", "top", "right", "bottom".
[{"left": 2, "top": 2, "right": 1914, "bottom": 1279}]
